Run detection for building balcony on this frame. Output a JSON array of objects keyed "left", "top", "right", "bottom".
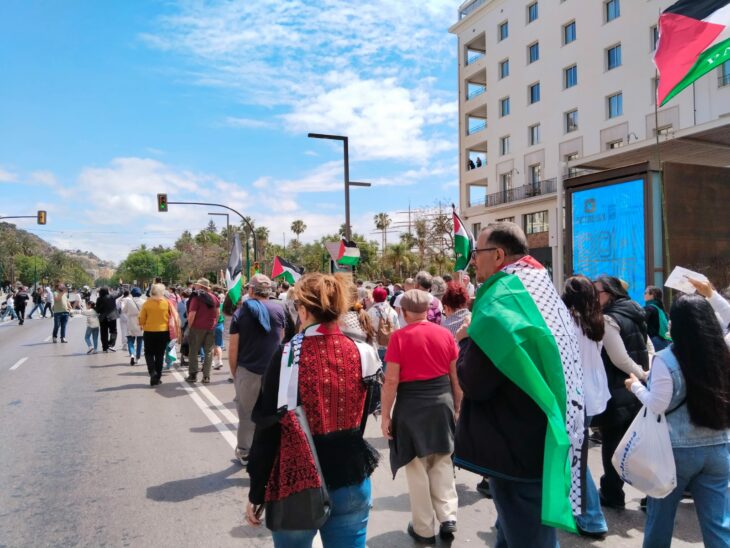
[
  {"left": 484, "top": 178, "right": 557, "bottom": 207},
  {"left": 463, "top": 53, "right": 486, "bottom": 80},
  {"left": 464, "top": 163, "right": 487, "bottom": 185},
  {"left": 465, "top": 87, "right": 487, "bottom": 111}
]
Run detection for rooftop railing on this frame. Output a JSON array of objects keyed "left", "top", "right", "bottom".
[
  {"left": 460, "top": 0, "right": 487, "bottom": 19},
  {"left": 467, "top": 86, "right": 486, "bottom": 99},
  {"left": 467, "top": 121, "right": 487, "bottom": 135}
]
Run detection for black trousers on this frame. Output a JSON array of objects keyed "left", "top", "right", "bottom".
[
  {"left": 99, "top": 318, "right": 117, "bottom": 350},
  {"left": 599, "top": 416, "right": 634, "bottom": 504},
  {"left": 144, "top": 331, "right": 170, "bottom": 380},
  {"left": 43, "top": 302, "right": 53, "bottom": 317},
  {"left": 16, "top": 304, "right": 26, "bottom": 324}
]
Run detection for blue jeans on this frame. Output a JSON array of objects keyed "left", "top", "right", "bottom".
[
  {"left": 271, "top": 479, "right": 371, "bottom": 548},
  {"left": 53, "top": 312, "right": 69, "bottom": 339},
  {"left": 644, "top": 443, "right": 730, "bottom": 548},
  {"left": 214, "top": 322, "right": 224, "bottom": 347},
  {"left": 127, "top": 336, "right": 143, "bottom": 359},
  {"left": 489, "top": 477, "right": 559, "bottom": 548},
  {"left": 28, "top": 303, "right": 43, "bottom": 318},
  {"left": 85, "top": 327, "right": 99, "bottom": 350},
  {"left": 575, "top": 466, "right": 608, "bottom": 534}
]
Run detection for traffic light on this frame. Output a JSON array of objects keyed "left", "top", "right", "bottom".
[
  {"left": 157, "top": 193, "right": 168, "bottom": 212},
  {"left": 37, "top": 210, "right": 47, "bottom": 225},
  {"left": 253, "top": 261, "right": 260, "bottom": 274}
]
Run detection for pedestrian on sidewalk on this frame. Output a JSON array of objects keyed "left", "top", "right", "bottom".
[
  {"left": 51, "top": 284, "right": 72, "bottom": 342},
  {"left": 228, "top": 274, "right": 285, "bottom": 466},
  {"left": 139, "top": 283, "right": 173, "bottom": 387},
  {"left": 381, "top": 289, "right": 461, "bottom": 544},
  {"left": 80, "top": 300, "right": 100, "bottom": 353},
  {"left": 185, "top": 278, "right": 220, "bottom": 384},
  {"left": 95, "top": 287, "right": 119, "bottom": 352},
  {"left": 14, "top": 286, "right": 29, "bottom": 325},
  {"left": 245, "top": 272, "right": 381, "bottom": 547},
  {"left": 27, "top": 288, "right": 44, "bottom": 319},
  {"left": 43, "top": 285, "right": 54, "bottom": 317},
  {"left": 122, "top": 287, "right": 145, "bottom": 365},
  {"left": 117, "top": 290, "right": 130, "bottom": 352}
]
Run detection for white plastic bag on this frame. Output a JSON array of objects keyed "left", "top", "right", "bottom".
[{"left": 612, "top": 406, "right": 676, "bottom": 498}]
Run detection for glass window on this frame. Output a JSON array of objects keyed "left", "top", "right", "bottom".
[
  {"left": 607, "top": 44, "right": 622, "bottom": 70},
  {"left": 565, "top": 109, "right": 578, "bottom": 133},
  {"left": 500, "top": 97, "right": 510, "bottom": 117},
  {"left": 607, "top": 139, "right": 624, "bottom": 150},
  {"left": 498, "top": 216, "right": 515, "bottom": 222},
  {"left": 524, "top": 211, "right": 549, "bottom": 234},
  {"left": 528, "top": 42, "right": 540, "bottom": 63},
  {"left": 528, "top": 164, "right": 542, "bottom": 184},
  {"left": 529, "top": 82, "right": 540, "bottom": 104},
  {"left": 565, "top": 152, "right": 580, "bottom": 177},
  {"left": 472, "top": 222, "right": 482, "bottom": 235},
  {"left": 499, "top": 173, "right": 512, "bottom": 192},
  {"left": 563, "top": 21, "right": 576, "bottom": 45},
  {"left": 564, "top": 64, "right": 578, "bottom": 88},
  {"left": 529, "top": 124, "right": 541, "bottom": 146},
  {"left": 651, "top": 25, "right": 659, "bottom": 51},
  {"left": 499, "top": 59, "right": 510, "bottom": 78},
  {"left": 608, "top": 92, "right": 623, "bottom": 118},
  {"left": 721, "top": 60, "right": 730, "bottom": 87},
  {"left": 606, "top": 0, "right": 620, "bottom": 22},
  {"left": 499, "top": 21, "right": 509, "bottom": 41},
  {"left": 527, "top": 2, "right": 538, "bottom": 23},
  {"left": 500, "top": 135, "right": 510, "bottom": 155}
]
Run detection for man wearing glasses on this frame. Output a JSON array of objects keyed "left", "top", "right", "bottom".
[{"left": 454, "top": 221, "right": 584, "bottom": 545}]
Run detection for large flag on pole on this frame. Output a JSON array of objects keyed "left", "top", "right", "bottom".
[
  {"left": 337, "top": 239, "right": 360, "bottom": 266},
  {"left": 271, "top": 256, "right": 304, "bottom": 285},
  {"left": 225, "top": 233, "right": 243, "bottom": 306},
  {"left": 654, "top": 0, "right": 730, "bottom": 106},
  {"left": 452, "top": 205, "right": 474, "bottom": 272}
]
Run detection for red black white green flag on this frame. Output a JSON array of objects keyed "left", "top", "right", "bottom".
[
  {"left": 654, "top": 0, "right": 730, "bottom": 106},
  {"left": 271, "top": 256, "right": 304, "bottom": 285}
]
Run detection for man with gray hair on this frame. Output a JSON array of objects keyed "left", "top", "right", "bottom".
[
  {"left": 228, "top": 274, "right": 286, "bottom": 466},
  {"left": 415, "top": 270, "right": 443, "bottom": 325},
  {"left": 393, "top": 277, "right": 416, "bottom": 328}
]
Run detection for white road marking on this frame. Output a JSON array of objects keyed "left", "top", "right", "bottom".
[
  {"left": 9, "top": 357, "right": 28, "bottom": 371},
  {"left": 198, "top": 385, "right": 239, "bottom": 424}
]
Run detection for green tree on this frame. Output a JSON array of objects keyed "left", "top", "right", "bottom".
[
  {"left": 118, "top": 248, "right": 160, "bottom": 285},
  {"left": 291, "top": 220, "right": 307, "bottom": 242},
  {"left": 373, "top": 212, "right": 391, "bottom": 253}
]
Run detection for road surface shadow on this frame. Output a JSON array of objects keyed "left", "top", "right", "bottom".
[
  {"left": 229, "top": 525, "right": 272, "bottom": 540},
  {"left": 190, "top": 424, "right": 237, "bottom": 434},
  {"left": 117, "top": 371, "right": 149, "bottom": 377},
  {"left": 96, "top": 383, "right": 149, "bottom": 392},
  {"left": 366, "top": 530, "right": 412, "bottom": 547},
  {"left": 146, "top": 463, "right": 246, "bottom": 503},
  {"left": 88, "top": 363, "right": 129, "bottom": 369},
  {"left": 372, "top": 493, "right": 409, "bottom": 512}
]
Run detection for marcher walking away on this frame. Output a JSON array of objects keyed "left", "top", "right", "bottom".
[
  {"left": 138, "top": 283, "right": 175, "bottom": 386},
  {"left": 593, "top": 276, "right": 650, "bottom": 510},
  {"left": 80, "top": 300, "right": 100, "bottom": 353},
  {"left": 51, "top": 284, "right": 71, "bottom": 342},
  {"left": 117, "top": 290, "right": 130, "bottom": 351},
  {"left": 122, "top": 288, "right": 145, "bottom": 365},
  {"left": 229, "top": 274, "right": 285, "bottom": 466},
  {"left": 185, "top": 278, "right": 220, "bottom": 384},
  {"left": 367, "top": 286, "right": 398, "bottom": 365},
  {"left": 95, "top": 287, "right": 119, "bottom": 352},
  {"left": 626, "top": 295, "right": 730, "bottom": 548},
  {"left": 340, "top": 277, "right": 376, "bottom": 347},
  {"left": 441, "top": 283, "right": 471, "bottom": 339},
  {"left": 43, "top": 285, "right": 54, "bottom": 317},
  {"left": 245, "top": 273, "right": 381, "bottom": 547},
  {"left": 212, "top": 286, "right": 225, "bottom": 370},
  {"left": 14, "top": 287, "right": 29, "bottom": 325},
  {"left": 644, "top": 286, "right": 671, "bottom": 351},
  {"left": 381, "top": 289, "right": 461, "bottom": 544}
]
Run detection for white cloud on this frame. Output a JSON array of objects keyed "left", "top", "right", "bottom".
[
  {"left": 223, "top": 116, "right": 275, "bottom": 129},
  {"left": 252, "top": 176, "right": 271, "bottom": 189},
  {"left": 29, "top": 170, "right": 59, "bottom": 187},
  {"left": 0, "top": 166, "right": 18, "bottom": 183}
]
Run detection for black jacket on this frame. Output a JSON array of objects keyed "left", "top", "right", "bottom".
[
  {"left": 95, "top": 293, "right": 117, "bottom": 320},
  {"left": 454, "top": 338, "right": 546, "bottom": 481}
]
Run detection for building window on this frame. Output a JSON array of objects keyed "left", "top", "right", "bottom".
[
  {"left": 528, "top": 163, "right": 542, "bottom": 184},
  {"left": 498, "top": 216, "right": 515, "bottom": 222},
  {"left": 565, "top": 109, "right": 578, "bottom": 133},
  {"left": 472, "top": 222, "right": 482, "bottom": 236},
  {"left": 607, "top": 92, "right": 623, "bottom": 118},
  {"left": 524, "top": 211, "right": 549, "bottom": 234},
  {"left": 499, "top": 173, "right": 512, "bottom": 192},
  {"left": 527, "top": 2, "right": 538, "bottom": 23},
  {"left": 528, "top": 42, "right": 540, "bottom": 63},
  {"left": 498, "top": 21, "right": 509, "bottom": 41},
  {"left": 605, "top": 0, "right": 620, "bottom": 22},
  {"left": 607, "top": 139, "right": 624, "bottom": 150},
  {"left": 499, "top": 59, "right": 510, "bottom": 79},
  {"left": 655, "top": 125, "right": 673, "bottom": 137},
  {"left": 607, "top": 44, "right": 622, "bottom": 70},
  {"left": 528, "top": 82, "right": 541, "bottom": 104},
  {"left": 720, "top": 60, "right": 730, "bottom": 87},
  {"left": 500, "top": 135, "right": 510, "bottom": 155},
  {"left": 565, "top": 152, "right": 580, "bottom": 177},
  {"left": 500, "top": 96, "right": 511, "bottom": 116},
  {"left": 564, "top": 64, "right": 578, "bottom": 88},
  {"left": 529, "top": 123, "right": 541, "bottom": 146},
  {"left": 651, "top": 25, "right": 659, "bottom": 51},
  {"left": 563, "top": 21, "right": 576, "bottom": 45}
]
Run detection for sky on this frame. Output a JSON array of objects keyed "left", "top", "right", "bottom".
[{"left": 0, "top": 0, "right": 460, "bottom": 263}]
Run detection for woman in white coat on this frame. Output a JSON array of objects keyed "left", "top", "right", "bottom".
[{"left": 122, "top": 287, "right": 145, "bottom": 366}]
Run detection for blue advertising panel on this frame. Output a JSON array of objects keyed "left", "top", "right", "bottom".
[{"left": 572, "top": 179, "right": 646, "bottom": 303}]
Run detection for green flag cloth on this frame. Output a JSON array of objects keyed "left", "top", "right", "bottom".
[{"left": 468, "top": 270, "right": 577, "bottom": 532}]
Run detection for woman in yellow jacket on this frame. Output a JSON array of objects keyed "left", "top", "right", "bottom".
[{"left": 139, "top": 283, "right": 180, "bottom": 386}]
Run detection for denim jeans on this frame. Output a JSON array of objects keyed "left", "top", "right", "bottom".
[
  {"left": 53, "top": 312, "right": 69, "bottom": 339},
  {"left": 271, "top": 478, "right": 371, "bottom": 548},
  {"left": 489, "top": 477, "right": 559, "bottom": 548},
  {"left": 127, "top": 336, "right": 143, "bottom": 359},
  {"left": 85, "top": 327, "right": 99, "bottom": 350},
  {"left": 28, "top": 303, "right": 43, "bottom": 318},
  {"left": 644, "top": 443, "right": 730, "bottom": 548},
  {"left": 575, "top": 466, "right": 608, "bottom": 534}
]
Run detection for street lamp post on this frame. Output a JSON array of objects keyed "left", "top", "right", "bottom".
[
  {"left": 307, "top": 133, "right": 371, "bottom": 240},
  {"left": 208, "top": 212, "right": 231, "bottom": 251}
]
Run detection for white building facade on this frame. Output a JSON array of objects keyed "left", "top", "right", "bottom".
[{"left": 450, "top": 0, "right": 730, "bottom": 281}]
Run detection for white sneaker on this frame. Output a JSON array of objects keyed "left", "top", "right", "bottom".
[{"left": 235, "top": 447, "right": 249, "bottom": 466}]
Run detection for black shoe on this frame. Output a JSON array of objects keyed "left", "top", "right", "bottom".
[
  {"left": 185, "top": 374, "right": 197, "bottom": 383},
  {"left": 407, "top": 523, "right": 436, "bottom": 545},
  {"left": 130, "top": 357, "right": 135, "bottom": 366},
  {"left": 577, "top": 525, "right": 607, "bottom": 539},
  {"left": 53, "top": 338, "right": 58, "bottom": 343},
  {"left": 476, "top": 478, "right": 492, "bottom": 499},
  {"left": 599, "top": 490, "right": 625, "bottom": 510},
  {"left": 439, "top": 521, "right": 457, "bottom": 540}
]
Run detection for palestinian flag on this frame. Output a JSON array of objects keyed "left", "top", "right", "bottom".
[
  {"left": 271, "top": 256, "right": 304, "bottom": 285},
  {"left": 225, "top": 233, "right": 243, "bottom": 307},
  {"left": 655, "top": 0, "right": 730, "bottom": 106},
  {"left": 462, "top": 257, "right": 584, "bottom": 532},
  {"left": 337, "top": 239, "right": 360, "bottom": 266},
  {"left": 452, "top": 206, "right": 474, "bottom": 272}
]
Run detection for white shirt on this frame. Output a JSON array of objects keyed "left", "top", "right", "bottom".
[
  {"left": 630, "top": 354, "right": 673, "bottom": 415},
  {"left": 708, "top": 291, "right": 730, "bottom": 333},
  {"left": 574, "top": 321, "right": 611, "bottom": 417},
  {"left": 393, "top": 293, "right": 406, "bottom": 328},
  {"left": 603, "top": 316, "right": 649, "bottom": 380}
]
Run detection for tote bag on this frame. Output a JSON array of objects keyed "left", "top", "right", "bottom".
[{"left": 611, "top": 406, "right": 676, "bottom": 498}]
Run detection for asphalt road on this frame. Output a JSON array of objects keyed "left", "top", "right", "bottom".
[{"left": 0, "top": 315, "right": 707, "bottom": 547}]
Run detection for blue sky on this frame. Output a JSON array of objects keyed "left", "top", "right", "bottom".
[{"left": 0, "top": 0, "right": 459, "bottom": 262}]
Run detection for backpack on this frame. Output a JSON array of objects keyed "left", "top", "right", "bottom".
[
  {"left": 376, "top": 306, "right": 394, "bottom": 347},
  {"left": 427, "top": 298, "right": 442, "bottom": 325}
]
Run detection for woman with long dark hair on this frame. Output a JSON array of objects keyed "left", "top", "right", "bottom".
[
  {"left": 626, "top": 295, "right": 730, "bottom": 547},
  {"left": 563, "top": 276, "right": 610, "bottom": 538},
  {"left": 592, "top": 275, "right": 650, "bottom": 509},
  {"left": 644, "top": 286, "right": 671, "bottom": 351}
]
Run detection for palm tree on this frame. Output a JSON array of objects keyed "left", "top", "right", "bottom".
[
  {"left": 387, "top": 243, "right": 411, "bottom": 279},
  {"left": 373, "top": 212, "right": 391, "bottom": 255},
  {"left": 414, "top": 218, "right": 429, "bottom": 267},
  {"left": 291, "top": 219, "right": 307, "bottom": 242}
]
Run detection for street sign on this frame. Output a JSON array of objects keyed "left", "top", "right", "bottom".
[
  {"left": 37, "top": 210, "right": 47, "bottom": 225},
  {"left": 157, "top": 193, "right": 168, "bottom": 212}
]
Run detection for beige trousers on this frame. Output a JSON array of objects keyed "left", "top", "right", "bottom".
[{"left": 404, "top": 452, "right": 458, "bottom": 537}]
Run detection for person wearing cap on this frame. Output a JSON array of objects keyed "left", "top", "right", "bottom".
[
  {"left": 228, "top": 273, "right": 286, "bottom": 466},
  {"left": 367, "top": 286, "right": 399, "bottom": 364},
  {"left": 381, "top": 289, "right": 462, "bottom": 544},
  {"left": 185, "top": 278, "right": 221, "bottom": 384}
]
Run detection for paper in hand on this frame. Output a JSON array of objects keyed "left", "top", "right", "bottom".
[{"left": 664, "top": 266, "right": 708, "bottom": 294}]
